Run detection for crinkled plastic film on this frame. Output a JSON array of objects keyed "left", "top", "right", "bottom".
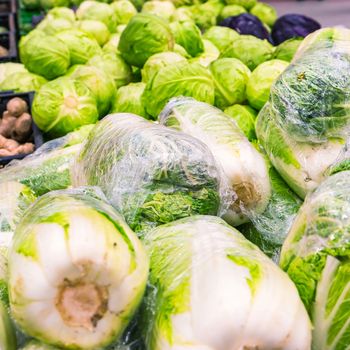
[
  {"left": 0, "top": 125, "right": 94, "bottom": 197},
  {"left": 9, "top": 186, "right": 148, "bottom": 350},
  {"left": 73, "top": 113, "right": 230, "bottom": 233},
  {"left": 270, "top": 28, "right": 350, "bottom": 143},
  {"left": 159, "top": 97, "right": 271, "bottom": 226},
  {"left": 281, "top": 171, "right": 350, "bottom": 265},
  {"left": 326, "top": 139, "right": 350, "bottom": 176},
  {"left": 256, "top": 102, "right": 344, "bottom": 198},
  {"left": 280, "top": 171, "right": 350, "bottom": 350},
  {"left": 141, "top": 215, "right": 311, "bottom": 350},
  {"left": 0, "top": 180, "right": 37, "bottom": 307}
]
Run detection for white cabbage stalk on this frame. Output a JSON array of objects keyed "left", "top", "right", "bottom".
[
  {"left": 143, "top": 215, "right": 311, "bottom": 350},
  {"left": 159, "top": 98, "right": 271, "bottom": 225},
  {"left": 8, "top": 188, "right": 149, "bottom": 350},
  {"left": 0, "top": 300, "right": 16, "bottom": 350}
]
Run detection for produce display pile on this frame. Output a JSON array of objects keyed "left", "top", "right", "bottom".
[{"left": 0, "top": 0, "right": 349, "bottom": 349}]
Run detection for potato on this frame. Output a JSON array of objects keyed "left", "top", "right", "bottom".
[{"left": 6, "top": 98, "right": 28, "bottom": 117}]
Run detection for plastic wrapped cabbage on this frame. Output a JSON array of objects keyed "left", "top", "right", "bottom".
[
  {"left": 256, "top": 28, "right": 350, "bottom": 197},
  {"left": 110, "top": 83, "right": 148, "bottom": 118},
  {"left": 256, "top": 103, "right": 344, "bottom": 199},
  {"left": 202, "top": 26, "right": 239, "bottom": 53},
  {"left": 0, "top": 126, "right": 93, "bottom": 197},
  {"left": 142, "top": 215, "right": 311, "bottom": 350},
  {"left": 210, "top": 57, "right": 251, "bottom": 109},
  {"left": 141, "top": 52, "right": 186, "bottom": 83},
  {"left": 76, "top": 20, "right": 110, "bottom": 46},
  {"left": 0, "top": 182, "right": 36, "bottom": 238},
  {"left": 73, "top": 114, "right": 227, "bottom": 233},
  {"left": 32, "top": 77, "right": 98, "bottom": 137},
  {"left": 159, "top": 97, "right": 271, "bottom": 226},
  {"left": 326, "top": 141, "right": 350, "bottom": 176},
  {"left": 142, "top": 61, "right": 215, "bottom": 118},
  {"left": 118, "top": 13, "right": 174, "bottom": 67},
  {"left": 0, "top": 71, "right": 47, "bottom": 93},
  {"left": 19, "top": 33, "right": 70, "bottom": 80},
  {"left": 224, "top": 104, "right": 257, "bottom": 141},
  {"left": 68, "top": 65, "right": 116, "bottom": 117},
  {"left": 280, "top": 171, "right": 350, "bottom": 350},
  {"left": 247, "top": 59, "right": 289, "bottom": 110},
  {"left": 76, "top": 1, "right": 117, "bottom": 33},
  {"left": 221, "top": 34, "right": 274, "bottom": 70},
  {"left": 88, "top": 52, "right": 132, "bottom": 88},
  {"left": 8, "top": 187, "right": 148, "bottom": 349}
]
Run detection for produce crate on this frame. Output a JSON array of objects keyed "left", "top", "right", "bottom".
[
  {"left": 0, "top": 0, "right": 18, "bottom": 13},
  {"left": 0, "top": 91, "right": 43, "bottom": 166}
]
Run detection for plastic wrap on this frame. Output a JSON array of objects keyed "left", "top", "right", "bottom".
[
  {"left": 326, "top": 140, "right": 350, "bottom": 176},
  {"left": 142, "top": 215, "right": 311, "bottom": 350},
  {"left": 8, "top": 187, "right": 149, "bottom": 350},
  {"left": 0, "top": 125, "right": 93, "bottom": 197},
  {"left": 280, "top": 171, "right": 350, "bottom": 350},
  {"left": 256, "top": 28, "right": 350, "bottom": 198},
  {"left": 257, "top": 102, "right": 344, "bottom": 199},
  {"left": 239, "top": 165, "right": 302, "bottom": 262},
  {"left": 269, "top": 28, "right": 350, "bottom": 142},
  {"left": 73, "top": 113, "right": 229, "bottom": 233},
  {"left": 159, "top": 97, "right": 271, "bottom": 226}
]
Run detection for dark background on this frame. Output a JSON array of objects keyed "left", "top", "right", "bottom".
[{"left": 267, "top": 0, "right": 350, "bottom": 26}]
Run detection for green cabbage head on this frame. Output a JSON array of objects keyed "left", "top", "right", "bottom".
[
  {"left": 210, "top": 57, "right": 251, "bottom": 109},
  {"left": 32, "top": 77, "right": 99, "bottom": 137},
  {"left": 142, "top": 61, "right": 215, "bottom": 118},
  {"left": 118, "top": 13, "right": 174, "bottom": 67},
  {"left": 20, "top": 34, "right": 70, "bottom": 80}
]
